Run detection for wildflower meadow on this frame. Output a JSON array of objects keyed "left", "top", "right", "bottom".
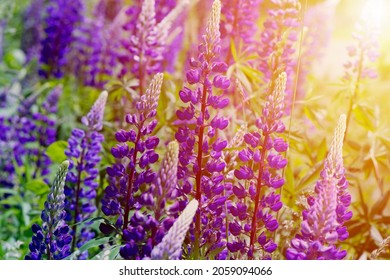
[{"left": 0, "top": 0, "right": 389, "bottom": 261}]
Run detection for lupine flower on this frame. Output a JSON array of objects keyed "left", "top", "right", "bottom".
[
  {"left": 257, "top": 0, "right": 300, "bottom": 99},
  {"left": 70, "top": 16, "right": 106, "bottom": 88},
  {"left": 151, "top": 199, "right": 198, "bottom": 260},
  {"left": 21, "top": 0, "right": 44, "bottom": 62},
  {"left": 343, "top": 1, "right": 381, "bottom": 83},
  {"left": 119, "top": 0, "right": 188, "bottom": 93},
  {"left": 117, "top": 140, "right": 182, "bottom": 259},
  {"left": 64, "top": 91, "right": 107, "bottom": 257},
  {"left": 149, "top": 141, "right": 180, "bottom": 223},
  {"left": 223, "top": 123, "right": 247, "bottom": 180},
  {"left": 118, "top": 141, "right": 181, "bottom": 259},
  {"left": 101, "top": 73, "right": 163, "bottom": 259},
  {"left": 286, "top": 114, "right": 352, "bottom": 260},
  {"left": 0, "top": 87, "right": 62, "bottom": 188},
  {"left": 31, "top": 87, "right": 62, "bottom": 180},
  {"left": 39, "top": 0, "right": 83, "bottom": 78},
  {"left": 343, "top": 1, "right": 381, "bottom": 136},
  {"left": 25, "top": 161, "right": 72, "bottom": 260},
  {"left": 175, "top": 0, "right": 231, "bottom": 259},
  {"left": 228, "top": 72, "right": 288, "bottom": 259}
]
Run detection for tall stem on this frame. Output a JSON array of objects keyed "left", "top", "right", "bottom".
[
  {"left": 249, "top": 134, "right": 269, "bottom": 259},
  {"left": 47, "top": 229, "right": 52, "bottom": 260},
  {"left": 194, "top": 76, "right": 209, "bottom": 259},
  {"left": 71, "top": 143, "right": 86, "bottom": 252},
  {"left": 123, "top": 123, "right": 143, "bottom": 231}
]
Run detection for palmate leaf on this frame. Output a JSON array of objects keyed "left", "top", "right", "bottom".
[
  {"left": 151, "top": 200, "right": 198, "bottom": 260},
  {"left": 46, "top": 140, "right": 68, "bottom": 163}
]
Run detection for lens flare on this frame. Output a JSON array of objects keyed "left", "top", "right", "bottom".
[{"left": 361, "top": 0, "right": 385, "bottom": 29}]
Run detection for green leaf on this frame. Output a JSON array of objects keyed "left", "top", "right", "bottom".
[
  {"left": 0, "top": 188, "right": 17, "bottom": 196},
  {"left": 25, "top": 179, "right": 48, "bottom": 195},
  {"left": 353, "top": 104, "right": 374, "bottom": 131},
  {"left": 21, "top": 202, "right": 31, "bottom": 226},
  {"left": 0, "top": 195, "right": 21, "bottom": 206},
  {"left": 46, "top": 141, "right": 68, "bottom": 163},
  {"left": 3, "top": 49, "right": 26, "bottom": 69},
  {"left": 295, "top": 161, "right": 323, "bottom": 192},
  {"left": 78, "top": 237, "right": 111, "bottom": 253},
  {"left": 108, "top": 245, "right": 121, "bottom": 260}
]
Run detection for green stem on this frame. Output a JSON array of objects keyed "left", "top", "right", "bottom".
[{"left": 71, "top": 143, "right": 86, "bottom": 252}]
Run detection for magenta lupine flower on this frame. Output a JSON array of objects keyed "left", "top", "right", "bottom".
[
  {"left": 343, "top": 2, "right": 381, "bottom": 83},
  {"left": 175, "top": 0, "right": 231, "bottom": 259},
  {"left": 228, "top": 72, "right": 287, "bottom": 259},
  {"left": 101, "top": 73, "right": 163, "bottom": 259},
  {"left": 286, "top": 115, "right": 352, "bottom": 260},
  {"left": 64, "top": 91, "right": 107, "bottom": 258},
  {"left": 257, "top": 0, "right": 300, "bottom": 99},
  {"left": 343, "top": 2, "right": 381, "bottom": 137}
]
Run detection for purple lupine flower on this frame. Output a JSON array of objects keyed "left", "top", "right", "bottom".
[
  {"left": 222, "top": 123, "right": 247, "bottom": 181},
  {"left": 70, "top": 1, "right": 127, "bottom": 89},
  {"left": 228, "top": 72, "right": 287, "bottom": 259},
  {"left": 149, "top": 141, "right": 180, "bottom": 222},
  {"left": 25, "top": 161, "right": 72, "bottom": 260},
  {"left": 175, "top": 0, "right": 231, "bottom": 259},
  {"left": 31, "top": 87, "right": 62, "bottom": 180},
  {"left": 0, "top": 116, "right": 15, "bottom": 191},
  {"left": 146, "top": 141, "right": 181, "bottom": 249},
  {"left": 21, "top": 0, "right": 45, "bottom": 62},
  {"left": 70, "top": 16, "right": 105, "bottom": 88},
  {"left": 117, "top": 141, "right": 181, "bottom": 259},
  {"left": 39, "top": 0, "right": 83, "bottom": 78},
  {"left": 286, "top": 115, "right": 351, "bottom": 260},
  {"left": 64, "top": 91, "right": 107, "bottom": 257},
  {"left": 101, "top": 73, "right": 163, "bottom": 259},
  {"left": 119, "top": 0, "right": 188, "bottom": 94},
  {"left": 257, "top": 0, "right": 300, "bottom": 99},
  {"left": 0, "top": 87, "right": 62, "bottom": 186}
]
